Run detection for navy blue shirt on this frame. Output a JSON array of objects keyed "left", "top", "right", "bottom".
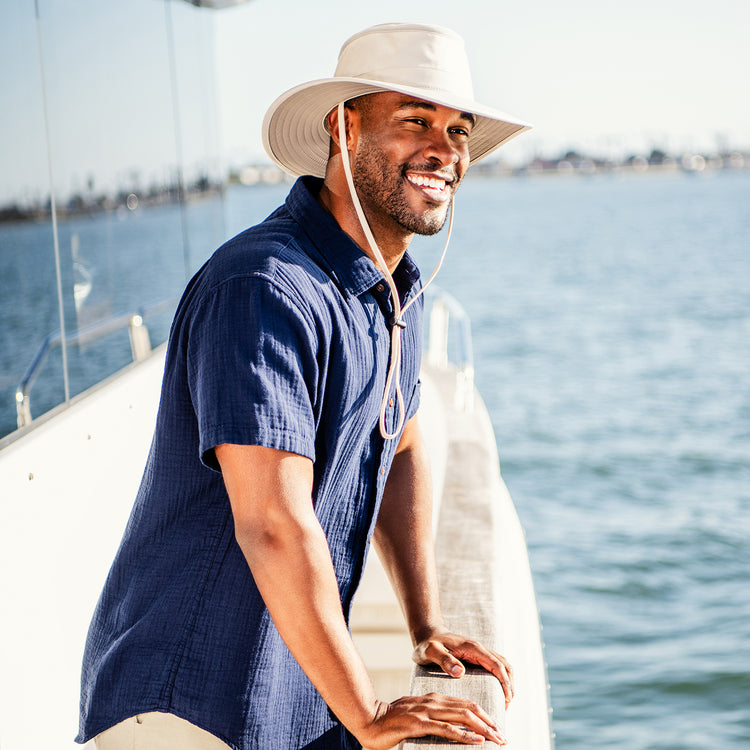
[{"left": 77, "top": 177, "right": 423, "bottom": 750}]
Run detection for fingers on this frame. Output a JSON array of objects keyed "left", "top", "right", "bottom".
[
  {"left": 413, "top": 634, "right": 515, "bottom": 706},
  {"left": 456, "top": 642, "right": 514, "bottom": 707},
  {"left": 362, "top": 693, "right": 508, "bottom": 749},
  {"left": 413, "top": 637, "right": 466, "bottom": 677}
]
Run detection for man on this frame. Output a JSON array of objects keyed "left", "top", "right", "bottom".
[{"left": 77, "top": 22, "right": 531, "bottom": 750}]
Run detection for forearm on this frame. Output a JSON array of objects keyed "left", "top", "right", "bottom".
[
  {"left": 236, "top": 514, "right": 378, "bottom": 734},
  {"left": 373, "top": 418, "right": 445, "bottom": 644},
  {"left": 216, "top": 444, "right": 378, "bottom": 738}
]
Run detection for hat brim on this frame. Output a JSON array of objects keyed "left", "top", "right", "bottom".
[{"left": 262, "top": 78, "right": 532, "bottom": 178}]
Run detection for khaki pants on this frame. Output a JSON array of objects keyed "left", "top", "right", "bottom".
[{"left": 94, "top": 712, "right": 231, "bottom": 750}]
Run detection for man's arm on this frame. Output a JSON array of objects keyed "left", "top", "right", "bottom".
[
  {"left": 372, "top": 416, "right": 515, "bottom": 706},
  {"left": 215, "top": 443, "right": 507, "bottom": 749}
]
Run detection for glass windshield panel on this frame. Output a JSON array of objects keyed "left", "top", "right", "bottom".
[{"left": 0, "top": 0, "right": 224, "bottom": 438}]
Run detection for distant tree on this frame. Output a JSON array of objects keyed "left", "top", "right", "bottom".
[
  {"left": 648, "top": 149, "right": 668, "bottom": 165},
  {"left": 194, "top": 175, "right": 210, "bottom": 193},
  {"left": 0, "top": 204, "right": 26, "bottom": 223},
  {"left": 67, "top": 194, "right": 85, "bottom": 212},
  {"left": 562, "top": 150, "right": 584, "bottom": 163}
]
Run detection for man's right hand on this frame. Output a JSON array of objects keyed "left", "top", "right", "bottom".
[{"left": 355, "top": 694, "right": 508, "bottom": 749}]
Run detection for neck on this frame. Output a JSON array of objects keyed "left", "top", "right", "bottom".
[{"left": 318, "top": 161, "right": 412, "bottom": 274}]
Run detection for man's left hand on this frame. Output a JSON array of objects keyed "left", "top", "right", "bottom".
[{"left": 412, "top": 631, "right": 514, "bottom": 707}]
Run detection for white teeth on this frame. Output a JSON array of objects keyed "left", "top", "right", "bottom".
[{"left": 408, "top": 174, "right": 446, "bottom": 190}]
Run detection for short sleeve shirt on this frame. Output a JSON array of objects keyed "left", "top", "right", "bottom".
[{"left": 77, "top": 177, "right": 424, "bottom": 750}]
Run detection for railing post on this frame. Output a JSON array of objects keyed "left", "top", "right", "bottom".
[
  {"left": 426, "top": 291, "right": 475, "bottom": 414},
  {"left": 128, "top": 315, "right": 152, "bottom": 361},
  {"left": 454, "top": 363, "right": 475, "bottom": 413},
  {"left": 15, "top": 390, "right": 32, "bottom": 429},
  {"left": 427, "top": 298, "right": 450, "bottom": 369}
]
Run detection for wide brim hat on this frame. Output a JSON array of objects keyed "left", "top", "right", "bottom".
[{"left": 263, "top": 23, "right": 532, "bottom": 178}]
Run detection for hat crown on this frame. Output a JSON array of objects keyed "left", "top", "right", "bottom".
[{"left": 334, "top": 23, "right": 475, "bottom": 100}]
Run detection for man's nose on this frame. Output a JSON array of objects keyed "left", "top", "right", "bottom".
[{"left": 422, "top": 129, "right": 463, "bottom": 167}]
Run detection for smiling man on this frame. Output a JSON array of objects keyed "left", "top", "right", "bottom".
[{"left": 78, "top": 23, "right": 530, "bottom": 750}]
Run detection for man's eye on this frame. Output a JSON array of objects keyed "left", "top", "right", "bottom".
[{"left": 451, "top": 127, "right": 470, "bottom": 138}]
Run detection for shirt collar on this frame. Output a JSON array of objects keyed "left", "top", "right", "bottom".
[{"left": 285, "top": 176, "right": 421, "bottom": 300}]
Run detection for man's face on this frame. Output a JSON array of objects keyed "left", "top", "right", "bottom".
[{"left": 349, "top": 92, "right": 474, "bottom": 237}]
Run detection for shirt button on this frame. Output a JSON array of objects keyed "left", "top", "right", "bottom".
[
  {"left": 380, "top": 468, "right": 386, "bottom": 476},
  {"left": 388, "top": 398, "right": 394, "bottom": 408},
  {"left": 376, "top": 283, "right": 385, "bottom": 292}
]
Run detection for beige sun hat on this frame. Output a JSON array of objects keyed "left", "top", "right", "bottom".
[{"left": 262, "top": 22, "right": 532, "bottom": 178}]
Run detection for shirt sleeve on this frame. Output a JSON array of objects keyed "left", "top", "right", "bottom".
[{"left": 186, "top": 274, "right": 319, "bottom": 470}]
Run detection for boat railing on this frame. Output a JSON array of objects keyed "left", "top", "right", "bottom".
[
  {"left": 400, "top": 357, "right": 554, "bottom": 749},
  {"left": 14, "top": 296, "right": 178, "bottom": 429},
  {"left": 424, "top": 287, "right": 475, "bottom": 413}
]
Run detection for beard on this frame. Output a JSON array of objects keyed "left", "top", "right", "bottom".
[{"left": 351, "top": 136, "right": 455, "bottom": 236}]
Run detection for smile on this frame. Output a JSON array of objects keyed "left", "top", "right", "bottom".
[{"left": 406, "top": 173, "right": 452, "bottom": 202}]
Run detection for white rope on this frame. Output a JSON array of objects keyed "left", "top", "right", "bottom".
[{"left": 336, "top": 103, "right": 454, "bottom": 439}]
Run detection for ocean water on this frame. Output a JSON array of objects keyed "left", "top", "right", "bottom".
[
  {"left": 409, "top": 171, "right": 750, "bottom": 750},
  {"left": 2, "top": 171, "right": 749, "bottom": 748}
]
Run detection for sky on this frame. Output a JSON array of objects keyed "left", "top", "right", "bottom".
[
  {"left": 1, "top": 0, "right": 748, "bottom": 205},
  {"left": 214, "top": 0, "right": 750, "bottom": 165}
]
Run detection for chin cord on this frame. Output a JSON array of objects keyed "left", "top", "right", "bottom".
[{"left": 336, "top": 102, "right": 454, "bottom": 440}]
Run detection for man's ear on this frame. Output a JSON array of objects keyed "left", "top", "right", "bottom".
[{"left": 326, "top": 104, "right": 359, "bottom": 152}]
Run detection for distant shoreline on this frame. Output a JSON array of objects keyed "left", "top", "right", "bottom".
[{"left": 2, "top": 149, "right": 747, "bottom": 225}]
